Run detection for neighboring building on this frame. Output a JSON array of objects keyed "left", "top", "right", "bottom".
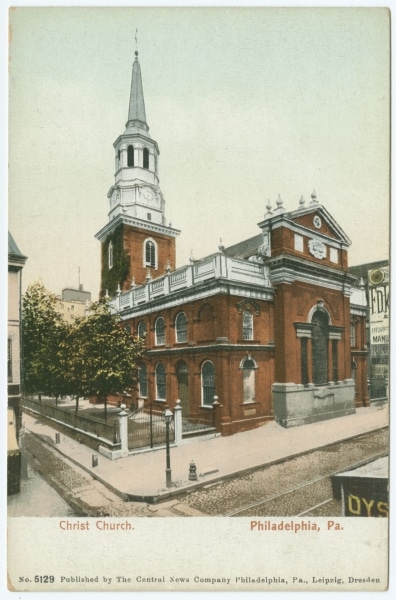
[
  {"left": 8, "top": 232, "right": 27, "bottom": 494},
  {"left": 56, "top": 285, "right": 91, "bottom": 323},
  {"left": 96, "top": 52, "right": 369, "bottom": 435},
  {"left": 61, "top": 285, "right": 91, "bottom": 304},
  {"left": 350, "top": 260, "right": 389, "bottom": 402}
]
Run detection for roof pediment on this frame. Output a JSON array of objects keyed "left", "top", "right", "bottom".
[
  {"left": 259, "top": 203, "right": 351, "bottom": 247},
  {"left": 290, "top": 205, "right": 351, "bottom": 246}
]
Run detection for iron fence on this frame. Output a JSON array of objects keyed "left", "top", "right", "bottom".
[
  {"left": 22, "top": 397, "right": 119, "bottom": 444},
  {"left": 127, "top": 404, "right": 175, "bottom": 450}
]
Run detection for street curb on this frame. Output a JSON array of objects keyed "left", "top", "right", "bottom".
[{"left": 25, "top": 423, "right": 389, "bottom": 504}]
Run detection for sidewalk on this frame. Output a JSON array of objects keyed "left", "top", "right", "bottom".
[{"left": 22, "top": 403, "right": 389, "bottom": 503}]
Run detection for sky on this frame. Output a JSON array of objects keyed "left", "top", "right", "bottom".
[{"left": 5, "top": 4, "right": 390, "bottom": 300}]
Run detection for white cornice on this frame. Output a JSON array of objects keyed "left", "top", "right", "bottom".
[
  {"left": 113, "top": 132, "right": 159, "bottom": 155},
  {"left": 95, "top": 214, "right": 180, "bottom": 241},
  {"left": 114, "top": 283, "right": 274, "bottom": 320},
  {"left": 269, "top": 267, "right": 354, "bottom": 296}
]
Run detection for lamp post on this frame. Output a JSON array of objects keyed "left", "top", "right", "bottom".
[{"left": 163, "top": 408, "right": 173, "bottom": 488}]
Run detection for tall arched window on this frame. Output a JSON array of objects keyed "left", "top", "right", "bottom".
[
  {"left": 242, "top": 309, "right": 253, "bottom": 340},
  {"left": 201, "top": 361, "right": 215, "bottom": 406},
  {"left": 137, "top": 321, "right": 147, "bottom": 339},
  {"left": 139, "top": 364, "right": 148, "bottom": 398},
  {"left": 312, "top": 310, "right": 329, "bottom": 385},
  {"left": 241, "top": 356, "right": 257, "bottom": 403},
  {"left": 155, "top": 317, "right": 165, "bottom": 346},
  {"left": 143, "top": 147, "right": 149, "bottom": 169},
  {"left": 144, "top": 239, "right": 157, "bottom": 269},
  {"left": 175, "top": 312, "right": 188, "bottom": 343},
  {"left": 156, "top": 363, "right": 166, "bottom": 400},
  {"left": 108, "top": 241, "right": 113, "bottom": 269},
  {"left": 127, "top": 145, "right": 134, "bottom": 167}
]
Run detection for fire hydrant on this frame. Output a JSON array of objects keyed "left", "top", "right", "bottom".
[{"left": 189, "top": 460, "right": 198, "bottom": 481}]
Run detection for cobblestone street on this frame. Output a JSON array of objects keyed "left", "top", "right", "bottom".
[
  {"left": 9, "top": 426, "right": 388, "bottom": 519},
  {"left": 180, "top": 429, "right": 388, "bottom": 516}
]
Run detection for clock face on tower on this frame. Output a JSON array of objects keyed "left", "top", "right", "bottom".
[{"left": 142, "top": 187, "right": 155, "bottom": 203}]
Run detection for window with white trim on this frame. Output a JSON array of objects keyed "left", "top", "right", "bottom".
[
  {"left": 139, "top": 364, "right": 148, "bottom": 398},
  {"left": 155, "top": 317, "right": 165, "bottom": 346},
  {"left": 175, "top": 312, "right": 188, "bottom": 343},
  {"left": 108, "top": 241, "right": 113, "bottom": 269},
  {"left": 156, "top": 363, "right": 166, "bottom": 400},
  {"left": 241, "top": 356, "right": 256, "bottom": 403},
  {"left": 144, "top": 239, "right": 157, "bottom": 269},
  {"left": 242, "top": 309, "right": 253, "bottom": 340},
  {"left": 201, "top": 361, "right": 215, "bottom": 406}
]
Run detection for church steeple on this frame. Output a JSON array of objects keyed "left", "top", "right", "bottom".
[
  {"left": 107, "top": 49, "right": 163, "bottom": 222},
  {"left": 126, "top": 51, "right": 147, "bottom": 131},
  {"left": 95, "top": 48, "right": 180, "bottom": 293}
]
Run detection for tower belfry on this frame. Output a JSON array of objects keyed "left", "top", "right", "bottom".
[{"left": 95, "top": 49, "right": 180, "bottom": 293}]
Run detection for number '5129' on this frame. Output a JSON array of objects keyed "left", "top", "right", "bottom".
[{"left": 35, "top": 575, "right": 55, "bottom": 583}]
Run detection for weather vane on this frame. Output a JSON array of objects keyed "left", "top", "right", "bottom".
[{"left": 135, "top": 28, "right": 138, "bottom": 53}]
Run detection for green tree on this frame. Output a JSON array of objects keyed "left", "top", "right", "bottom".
[
  {"left": 22, "top": 282, "right": 69, "bottom": 399},
  {"left": 62, "top": 299, "right": 145, "bottom": 418}
]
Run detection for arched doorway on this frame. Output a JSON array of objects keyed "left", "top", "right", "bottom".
[
  {"left": 312, "top": 310, "right": 329, "bottom": 385},
  {"left": 240, "top": 356, "right": 257, "bottom": 403},
  {"left": 176, "top": 361, "right": 189, "bottom": 417}
]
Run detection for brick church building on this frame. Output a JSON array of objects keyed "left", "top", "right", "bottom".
[{"left": 95, "top": 51, "right": 369, "bottom": 435}]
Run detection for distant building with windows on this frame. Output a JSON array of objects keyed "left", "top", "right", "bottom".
[
  {"left": 56, "top": 285, "right": 91, "bottom": 323},
  {"left": 8, "top": 232, "right": 27, "bottom": 494},
  {"left": 95, "top": 51, "right": 369, "bottom": 435}
]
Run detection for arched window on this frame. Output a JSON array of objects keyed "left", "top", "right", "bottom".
[
  {"left": 175, "top": 312, "right": 188, "bottom": 343},
  {"left": 241, "top": 356, "right": 257, "bottom": 403},
  {"left": 156, "top": 363, "right": 166, "bottom": 400},
  {"left": 108, "top": 241, "right": 113, "bottom": 269},
  {"left": 127, "top": 145, "right": 134, "bottom": 167},
  {"left": 143, "top": 147, "right": 149, "bottom": 169},
  {"left": 139, "top": 363, "right": 148, "bottom": 398},
  {"left": 312, "top": 310, "right": 329, "bottom": 385},
  {"left": 201, "top": 361, "right": 215, "bottom": 406},
  {"left": 144, "top": 239, "right": 157, "bottom": 269},
  {"left": 155, "top": 317, "right": 165, "bottom": 346},
  {"left": 137, "top": 321, "right": 147, "bottom": 339},
  {"left": 242, "top": 309, "right": 253, "bottom": 340}
]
